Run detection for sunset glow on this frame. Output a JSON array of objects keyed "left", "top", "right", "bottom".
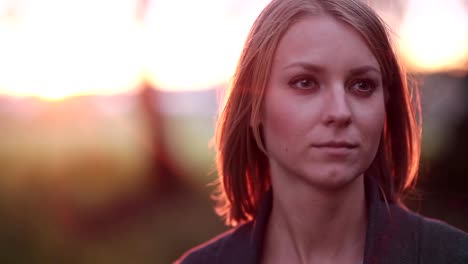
[
  {"left": 0, "top": 0, "right": 272, "bottom": 100},
  {"left": 0, "top": 0, "right": 467, "bottom": 99},
  {"left": 0, "top": 0, "right": 144, "bottom": 100},
  {"left": 398, "top": 0, "right": 468, "bottom": 72}
]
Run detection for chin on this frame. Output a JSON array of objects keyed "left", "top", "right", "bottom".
[{"left": 304, "top": 167, "right": 364, "bottom": 191}]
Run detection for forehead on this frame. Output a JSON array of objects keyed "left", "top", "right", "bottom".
[{"left": 273, "top": 15, "right": 380, "bottom": 71}]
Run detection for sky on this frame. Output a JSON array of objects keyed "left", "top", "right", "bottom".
[{"left": 0, "top": 0, "right": 466, "bottom": 100}]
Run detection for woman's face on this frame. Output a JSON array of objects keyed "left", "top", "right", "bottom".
[{"left": 261, "top": 15, "right": 385, "bottom": 191}]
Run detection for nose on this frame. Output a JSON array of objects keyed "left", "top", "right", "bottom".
[{"left": 322, "top": 88, "right": 352, "bottom": 127}]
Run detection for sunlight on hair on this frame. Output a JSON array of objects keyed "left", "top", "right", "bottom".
[{"left": 399, "top": 0, "right": 468, "bottom": 72}]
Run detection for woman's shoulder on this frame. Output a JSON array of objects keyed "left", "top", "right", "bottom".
[
  {"left": 417, "top": 214, "right": 468, "bottom": 262},
  {"left": 174, "top": 221, "right": 255, "bottom": 264},
  {"left": 400, "top": 207, "right": 468, "bottom": 262},
  {"left": 365, "top": 197, "right": 468, "bottom": 263}
]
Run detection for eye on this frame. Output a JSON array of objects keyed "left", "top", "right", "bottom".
[
  {"left": 349, "top": 78, "right": 378, "bottom": 96},
  {"left": 288, "top": 77, "right": 319, "bottom": 90}
]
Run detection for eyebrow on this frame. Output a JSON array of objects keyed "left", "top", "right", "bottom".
[{"left": 283, "top": 62, "right": 381, "bottom": 75}]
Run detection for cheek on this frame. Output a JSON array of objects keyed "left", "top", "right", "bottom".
[
  {"left": 373, "top": 102, "right": 386, "bottom": 133},
  {"left": 262, "top": 97, "right": 302, "bottom": 149},
  {"left": 360, "top": 91, "right": 386, "bottom": 130},
  {"left": 350, "top": 94, "right": 386, "bottom": 147},
  {"left": 360, "top": 103, "right": 386, "bottom": 152},
  {"left": 263, "top": 106, "right": 293, "bottom": 145}
]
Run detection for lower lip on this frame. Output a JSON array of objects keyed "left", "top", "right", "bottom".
[{"left": 313, "top": 146, "right": 356, "bottom": 156}]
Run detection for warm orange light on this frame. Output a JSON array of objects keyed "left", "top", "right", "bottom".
[
  {"left": 0, "top": 0, "right": 144, "bottom": 100},
  {"left": 141, "top": 0, "right": 270, "bottom": 91},
  {"left": 0, "top": 0, "right": 272, "bottom": 99},
  {"left": 398, "top": 0, "right": 468, "bottom": 73},
  {"left": 26, "top": 89, "right": 80, "bottom": 101}
]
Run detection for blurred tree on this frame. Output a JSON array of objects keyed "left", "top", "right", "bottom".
[
  {"left": 139, "top": 80, "right": 186, "bottom": 196},
  {"left": 51, "top": 0, "right": 188, "bottom": 238}
]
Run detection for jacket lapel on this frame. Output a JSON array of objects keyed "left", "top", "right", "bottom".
[
  {"left": 363, "top": 177, "right": 420, "bottom": 264},
  {"left": 240, "top": 177, "right": 421, "bottom": 264}
]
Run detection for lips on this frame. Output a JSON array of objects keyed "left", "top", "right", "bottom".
[
  {"left": 311, "top": 141, "right": 358, "bottom": 157},
  {"left": 311, "top": 141, "right": 359, "bottom": 149}
]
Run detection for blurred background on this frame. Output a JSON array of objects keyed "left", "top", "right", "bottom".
[{"left": 0, "top": 0, "right": 466, "bottom": 263}]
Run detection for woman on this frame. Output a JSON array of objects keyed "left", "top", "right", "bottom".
[{"left": 177, "top": 0, "right": 468, "bottom": 263}]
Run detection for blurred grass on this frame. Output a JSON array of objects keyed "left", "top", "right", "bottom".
[
  {"left": 0, "top": 89, "right": 466, "bottom": 264},
  {"left": 0, "top": 97, "right": 227, "bottom": 264}
]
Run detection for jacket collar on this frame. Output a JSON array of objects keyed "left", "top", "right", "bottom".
[{"left": 247, "top": 177, "right": 420, "bottom": 264}]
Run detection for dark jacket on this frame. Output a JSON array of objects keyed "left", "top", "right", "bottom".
[{"left": 176, "top": 178, "right": 468, "bottom": 264}]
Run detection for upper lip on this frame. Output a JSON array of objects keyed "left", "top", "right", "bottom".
[{"left": 312, "top": 141, "right": 359, "bottom": 148}]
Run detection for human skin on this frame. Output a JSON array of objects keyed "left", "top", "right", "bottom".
[{"left": 261, "top": 14, "right": 385, "bottom": 264}]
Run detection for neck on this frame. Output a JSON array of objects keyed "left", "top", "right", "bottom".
[{"left": 263, "top": 176, "right": 367, "bottom": 264}]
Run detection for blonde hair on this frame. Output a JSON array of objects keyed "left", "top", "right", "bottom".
[{"left": 214, "top": 0, "right": 421, "bottom": 226}]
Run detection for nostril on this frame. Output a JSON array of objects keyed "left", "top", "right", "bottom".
[
  {"left": 323, "top": 106, "right": 352, "bottom": 126},
  {"left": 322, "top": 90, "right": 353, "bottom": 126}
]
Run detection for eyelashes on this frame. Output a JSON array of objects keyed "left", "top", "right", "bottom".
[
  {"left": 287, "top": 75, "right": 380, "bottom": 96},
  {"left": 288, "top": 76, "right": 319, "bottom": 90},
  {"left": 348, "top": 78, "right": 379, "bottom": 96}
]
